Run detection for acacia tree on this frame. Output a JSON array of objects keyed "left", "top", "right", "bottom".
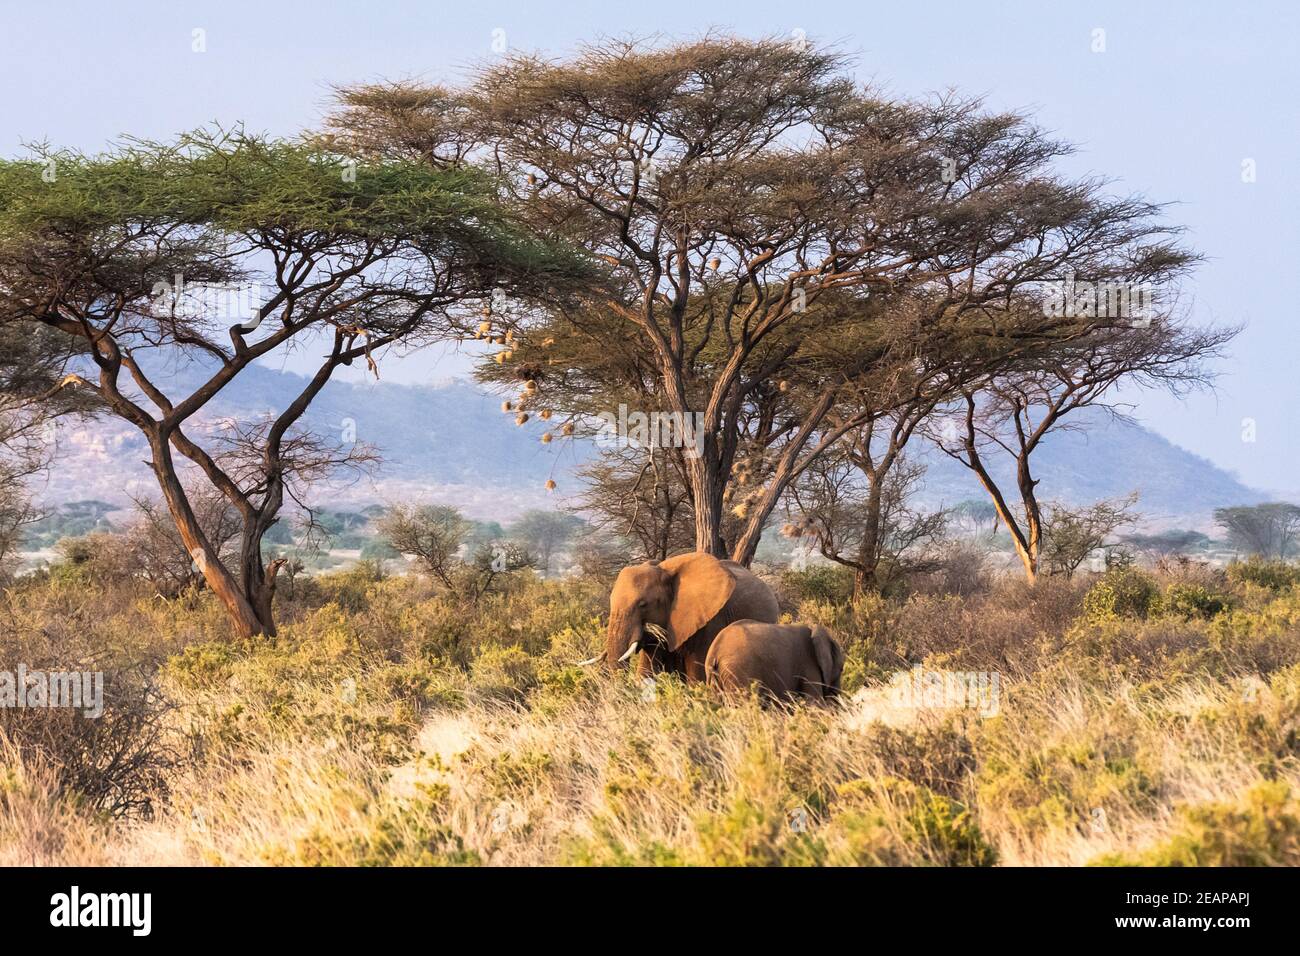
[
  {"left": 377, "top": 504, "right": 471, "bottom": 587},
  {"left": 932, "top": 321, "right": 1233, "bottom": 583},
  {"left": 1039, "top": 494, "right": 1136, "bottom": 577},
  {"left": 1214, "top": 503, "right": 1300, "bottom": 559},
  {"left": 383, "top": 39, "right": 1196, "bottom": 562},
  {"left": 330, "top": 38, "right": 1200, "bottom": 564},
  {"left": 507, "top": 510, "right": 584, "bottom": 572},
  {"left": 474, "top": 39, "right": 1207, "bottom": 564},
  {"left": 788, "top": 450, "right": 947, "bottom": 597},
  {"left": 0, "top": 131, "right": 579, "bottom": 636}
]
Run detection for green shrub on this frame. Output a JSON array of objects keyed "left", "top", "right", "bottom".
[
  {"left": 1093, "top": 782, "right": 1300, "bottom": 866},
  {"left": 690, "top": 739, "right": 829, "bottom": 866},
  {"left": 469, "top": 645, "right": 539, "bottom": 702},
  {"left": 1226, "top": 557, "right": 1300, "bottom": 592},
  {"left": 319, "top": 560, "right": 387, "bottom": 612},
  {"left": 1082, "top": 567, "right": 1160, "bottom": 622},
  {"left": 781, "top": 564, "right": 854, "bottom": 606},
  {"left": 833, "top": 777, "right": 996, "bottom": 866},
  {"left": 1160, "top": 582, "right": 1231, "bottom": 620}
]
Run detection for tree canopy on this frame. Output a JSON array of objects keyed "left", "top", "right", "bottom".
[
  {"left": 0, "top": 129, "right": 587, "bottom": 635},
  {"left": 329, "top": 37, "right": 1205, "bottom": 563}
]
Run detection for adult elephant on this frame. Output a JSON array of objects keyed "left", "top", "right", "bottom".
[{"left": 584, "top": 552, "right": 780, "bottom": 681}]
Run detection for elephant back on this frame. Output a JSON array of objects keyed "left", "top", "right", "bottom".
[{"left": 717, "top": 563, "right": 780, "bottom": 633}]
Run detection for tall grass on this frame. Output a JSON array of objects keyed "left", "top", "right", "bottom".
[{"left": 2, "top": 560, "right": 1299, "bottom": 865}]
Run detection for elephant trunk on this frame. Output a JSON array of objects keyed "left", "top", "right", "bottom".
[{"left": 605, "top": 611, "right": 640, "bottom": 668}]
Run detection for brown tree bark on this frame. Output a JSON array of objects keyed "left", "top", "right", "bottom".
[{"left": 150, "top": 435, "right": 266, "bottom": 637}]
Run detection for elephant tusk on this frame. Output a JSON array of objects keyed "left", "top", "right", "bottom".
[
  {"left": 576, "top": 655, "right": 603, "bottom": 666},
  {"left": 617, "top": 641, "right": 640, "bottom": 663},
  {"left": 643, "top": 623, "right": 667, "bottom": 641}
]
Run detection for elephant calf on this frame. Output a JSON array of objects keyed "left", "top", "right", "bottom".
[{"left": 705, "top": 621, "right": 845, "bottom": 704}]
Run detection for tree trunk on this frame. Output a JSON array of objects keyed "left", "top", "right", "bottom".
[
  {"left": 851, "top": 482, "right": 885, "bottom": 600},
  {"left": 151, "top": 439, "right": 265, "bottom": 638},
  {"left": 1015, "top": 455, "right": 1043, "bottom": 584},
  {"left": 729, "top": 502, "right": 766, "bottom": 566},
  {"left": 1014, "top": 540, "right": 1039, "bottom": 585},
  {"left": 686, "top": 446, "right": 727, "bottom": 557},
  {"left": 239, "top": 528, "right": 278, "bottom": 638}
]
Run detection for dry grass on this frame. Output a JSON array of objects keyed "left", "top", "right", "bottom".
[{"left": 3, "top": 560, "right": 1300, "bottom": 866}]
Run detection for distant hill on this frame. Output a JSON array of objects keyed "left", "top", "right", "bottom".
[
  {"left": 911, "top": 406, "right": 1266, "bottom": 530},
  {"left": 32, "top": 361, "right": 1264, "bottom": 530}
]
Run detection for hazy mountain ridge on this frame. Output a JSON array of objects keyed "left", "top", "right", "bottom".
[
  {"left": 34, "top": 362, "right": 1264, "bottom": 528},
  {"left": 911, "top": 410, "right": 1266, "bottom": 528}
]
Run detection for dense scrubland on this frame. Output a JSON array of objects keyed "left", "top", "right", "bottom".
[{"left": 3, "top": 552, "right": 1299, "bottom": 867}]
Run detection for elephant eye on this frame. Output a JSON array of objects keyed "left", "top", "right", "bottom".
[{"left": 637, "top": 599, "right": 647, "bottom": 609}]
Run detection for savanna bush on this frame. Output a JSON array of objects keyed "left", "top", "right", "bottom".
[
  {"left": 779, "top": 564, "right": 855, "bottom": 607},
  {"left": 833, "top": 776, "right": 997, "bottom": 866},
  {"left": 5, "top": 543, "right": 1300, "bottom": 867},
  {"left": 1094, "top": 782, "right": 1300, "bottom": 866},
  {"left": 1225, "top": 557, "right": 1300, "bottom": 592},
  {"left": 1082, "top": 566, "right": 1160, "bottom": 622},
  {"left": 1160, "top": 582, "right": 1231, "bottom": 620},
  {"left": 0, "top": 591, "right": 176, "bottom": 819}
]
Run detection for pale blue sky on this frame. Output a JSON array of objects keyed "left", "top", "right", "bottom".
[{"left": 2, "top": 1, "right": 1297, "bottom": 490}]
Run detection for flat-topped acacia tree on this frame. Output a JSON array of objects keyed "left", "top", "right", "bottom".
[
  {"left": 0, "top": 130, "right": 581, "bottom": 637},
  {"left": 329, "top": 37, "right": 1199, "bottom": 562}
]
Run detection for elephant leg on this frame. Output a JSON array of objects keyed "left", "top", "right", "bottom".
[
  {"left": 637, "top": 646, "right": 665, "bottom": 677},
  {"left": 678, "top": 630, "right": 715, "bottom": 683},
  {"left": 639, "top": 644, "right": 686, "bottom": 678},
  {"left": 796, "top": 675, "right": 826, "bottom": 704},
  {"left": 682, "top": 654, "right": 708, "bottom": 683}
]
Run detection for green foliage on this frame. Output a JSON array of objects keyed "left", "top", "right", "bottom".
[
  {"left": 359, "top": 540, "right": 401, "bottom": 562},
  {"left": 469, "top": 646, "right": 540, "bottom": 703},
  {"left": 320, "top": 560, "right": 388, "bottom": 613},
  {"left": 1214, "top": 503, "right": 1300, "bottom": 559},
  {"left": 1160, "top": 582, "right": 1231, "bottom": 620},
  {"left": 1093, "top": 783, "right": 1300, "bottom": 866},
  {"left": 1082, "top": 567, "right": 1160, "bottom": 622},
  {"left": 781, "top": 564, "right": 855, "bottom": 606},
  {"left": 0, "top": 130, "right": 583, "bottom": 283},
  {"left": 1225, "top": 557, "right": 1300, "bottom": 592},
  {"left": 20, "top": 501, "right": 118, "bottom": 549},
  {"left": 835, "top": 777, "right": 997, "bottom": 866},
  {"left": 1123, "top": 529, "right": 1210, "bottom": 556}
]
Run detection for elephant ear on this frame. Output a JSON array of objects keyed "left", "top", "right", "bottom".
[
  {"left": 660, "top": 552, "right": 736, "bottom": 651},
  {"left": 811, "top": 626, "right": 844, "bottom": 692}
]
